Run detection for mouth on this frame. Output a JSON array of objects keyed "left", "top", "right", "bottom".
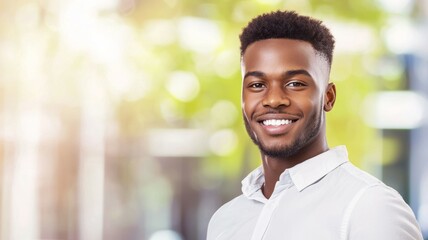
[
  {"left": 255, "top": 114, "right": 300, "bottom": 135},
  {"left": 261, "top": 119, "right": 297, "bottom": 126}
]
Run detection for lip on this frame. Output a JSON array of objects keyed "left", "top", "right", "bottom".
[
  {"left": 255, "top": 113, "right": 300, "bottom": 136},
  {"left": 255, "top": 113, "right": 300, "bottom": 122}
]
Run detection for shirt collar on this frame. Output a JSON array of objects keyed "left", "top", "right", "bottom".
[
  {"left": 241, "top": 146, "right": 349, "bottom": 197},
  {"left": 287, "top": 145, "right": 348, "bottom": 191},
  {"left": 241, "top": 166, "right": 264, "bottom": 198}
]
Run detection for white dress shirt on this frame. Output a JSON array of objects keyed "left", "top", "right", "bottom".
[{"left": 207, "top": 146, "right": 423, "bottom": 240}]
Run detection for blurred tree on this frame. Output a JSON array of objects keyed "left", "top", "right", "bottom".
[{"left": 119, "top": 0, "right": 388, "bottom": 181}]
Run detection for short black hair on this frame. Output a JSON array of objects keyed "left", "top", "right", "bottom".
[{"left": 239, "top": 11, "right": 335, "bottom": 66}]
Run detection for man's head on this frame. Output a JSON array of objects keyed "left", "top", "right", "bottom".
[{"left": 240, "top": 11, "right": 336, "bottom": 161}]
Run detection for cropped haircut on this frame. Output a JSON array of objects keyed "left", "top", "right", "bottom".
[{"left": 239, "top": 11, "right": 335, "bottom": 66}]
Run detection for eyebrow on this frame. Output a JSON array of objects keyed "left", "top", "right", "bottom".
[
  {"left": 244, "top": 69, "right": 313, "bottom": 81},
  {"left": 243, "top": 71, "right": 265, "bottom": 80}
]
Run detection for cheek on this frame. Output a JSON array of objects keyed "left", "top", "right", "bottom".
[
  {"left": 305, "top": 94, "right": 324, "bottom": 115},
  {"left": 294, "top": 91, "right": 322, "bottom": 115},
  {"left": 242, "top": 93, "right": 261, "bottom": 118},
  {"left": 242, "top": 103, "right": 252, "bottom": 121}
]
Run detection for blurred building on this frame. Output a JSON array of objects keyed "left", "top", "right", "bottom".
[{"left": 0, "top": 0, "right": 427, "bottom": 239}]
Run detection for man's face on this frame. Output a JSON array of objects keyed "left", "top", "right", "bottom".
[{"left": 241, "top": 38, "right": 333, "bottom": 159}]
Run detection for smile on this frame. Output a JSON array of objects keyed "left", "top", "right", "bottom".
[{"left": 262, "top": 119, "right": 295, "bottom": 126}]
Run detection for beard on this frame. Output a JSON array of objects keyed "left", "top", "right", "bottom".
[{"left": 243, "top": 107, "right": 322, "bottom": 159}]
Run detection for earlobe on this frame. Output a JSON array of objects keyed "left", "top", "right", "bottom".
[{"left": 323, "top": 83, "right": 336, "bottom": 112}]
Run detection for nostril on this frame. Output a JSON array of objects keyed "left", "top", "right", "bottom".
[{"left": 262, "top": 94, "right": 290, "bottom": 108}]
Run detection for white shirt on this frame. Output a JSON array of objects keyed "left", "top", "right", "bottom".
[{"left": 207, "top": 146, "right": 423, "bottom": 240}]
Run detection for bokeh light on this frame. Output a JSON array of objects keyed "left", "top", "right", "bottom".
[{"left": 0, "top": 0, "right": 427, "bottom": 239}]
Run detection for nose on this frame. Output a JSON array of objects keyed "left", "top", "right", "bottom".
[{"left": 262, "top": 86, "right": 290, "bottom": 108}]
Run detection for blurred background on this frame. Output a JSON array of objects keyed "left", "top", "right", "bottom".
[{"left": 0, "top": 0, "right": 428, "bottom": 239}]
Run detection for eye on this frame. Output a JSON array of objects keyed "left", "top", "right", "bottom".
[
  {"left": 286, "top": 81, "right": 306, "bottom": 87},
  {"left": 249, "top": 83, "right": 265, "bottom": 89}
]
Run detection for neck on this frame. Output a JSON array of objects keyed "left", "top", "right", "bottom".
[{"left": 261, "top": 137, "right": 329, "bottom": 199}]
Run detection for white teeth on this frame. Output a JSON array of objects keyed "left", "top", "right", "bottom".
[{"left": 262, "top": 119, "right": 293, "bottom": 126}]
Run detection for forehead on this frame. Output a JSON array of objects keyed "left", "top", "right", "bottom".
[
  {"left": 241, "top": 38, "right": 329, "bottom": 83},
  {"left": 243, "top": 38, "right": 317, "bottom": 67}
]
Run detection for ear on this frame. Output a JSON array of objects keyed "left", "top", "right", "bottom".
[{"left": 323, "top": 83, "right": 336, "bottom": 112}]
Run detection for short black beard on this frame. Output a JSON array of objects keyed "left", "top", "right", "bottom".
[{"left": 243, "top": 108, "right": 322, "bottom": 159}]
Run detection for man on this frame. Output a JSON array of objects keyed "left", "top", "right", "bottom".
[{"left": 207, "top": 11, "right": 423, "bottom": 240}]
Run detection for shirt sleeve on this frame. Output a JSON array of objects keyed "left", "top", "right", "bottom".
[
  {"left": 347, "top": 185, "right": 423, "bottom": 240},
  {"left": 206, "top": 208, "right": 221, "bottom": 240}
]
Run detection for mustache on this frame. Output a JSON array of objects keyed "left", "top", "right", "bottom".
[{"left": 253, "top": 107, "right": 302, "bottom": 119}]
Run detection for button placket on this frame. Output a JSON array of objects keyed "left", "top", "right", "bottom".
[{"left": 250, "top": 182, "right": 290, "bottom": 240}]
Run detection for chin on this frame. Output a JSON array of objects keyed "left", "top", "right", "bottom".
[{"left": 258, "top": 142, "right": 298, "bottom": 159}]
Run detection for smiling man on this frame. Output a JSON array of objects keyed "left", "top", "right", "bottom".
[{"left": 207, "top": 11, "right": 423, "bottom": 240}]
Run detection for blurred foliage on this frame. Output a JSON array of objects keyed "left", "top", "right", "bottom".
[
  {"left": 0, "top": 0, "right": 410, "bottom": 238},
  {"left": 118, "top": 0, "right": 389, "bottom": 180},
  {"left": 0, "top": 0, "right": 393, "bottom": 179}
]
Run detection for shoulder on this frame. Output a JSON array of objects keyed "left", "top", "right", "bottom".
[
  {"left": 207, "top": 194, "right": 263, "bottom": 240},
  {"left": 338, "top": 162, "right": 383, "bottom": 186},
  {"left": 206, "top": 195, "right": 247, "bottom": 240},
  {"left": 344, "top": 183, "right": 423, "bottom": 240},
  {"left": 209, "top": 195, "right": 244, "bottom": 221}
]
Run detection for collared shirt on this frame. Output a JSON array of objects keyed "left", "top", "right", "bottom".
[{"left": 207, "top": 146, "right": 423, "bottom": 240}]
